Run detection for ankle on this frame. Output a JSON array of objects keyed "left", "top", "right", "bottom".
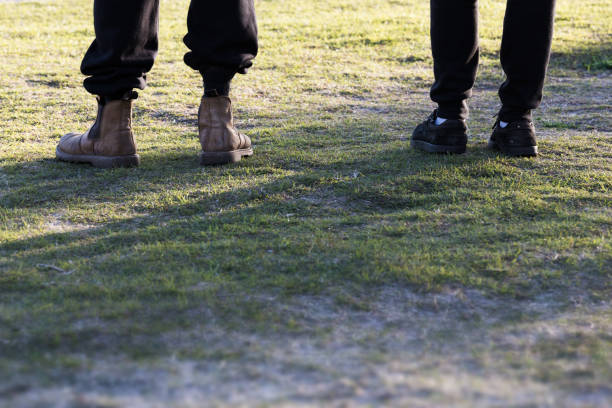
[
  {"left": 498, "top": 107, "right": 532, "bottom": 124},
  {"left": 202, "top": 66, "right": 235, "bottom": 97},
  {"left": 204, "top": 86, "right": 230, "bottom": 97}
]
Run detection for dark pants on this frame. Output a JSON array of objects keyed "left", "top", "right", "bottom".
[
  {"left": 430, "top": 0, "right": 556, "bottom": 122},
  {"left": 81, "top": 0, "right": 258, "bottom": 97}
]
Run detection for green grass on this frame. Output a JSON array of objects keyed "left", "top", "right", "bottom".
[{"left": 0, "top": 0, "right": 611, "bottom": 406}]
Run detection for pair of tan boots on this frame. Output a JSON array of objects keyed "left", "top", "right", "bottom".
[{"left": 56, "top": 96, "right": 252, "bottom": 168}]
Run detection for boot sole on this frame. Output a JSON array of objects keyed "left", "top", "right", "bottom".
[
  {"left": 200, "top": 148, "right": 253, "bottom": 166},
  {"left": 411, "top": 139, "right": 466, "bottom": 154},
  {"left": 487, "top": 141, "right": 538, "bottom": 157},
  {"left": 56, "top": 146, "right": 140, "bottom": 168}
]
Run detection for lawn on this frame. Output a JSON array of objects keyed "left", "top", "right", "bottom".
[{"left": 0, "top": 0, "right": 611, "bottom": 406}]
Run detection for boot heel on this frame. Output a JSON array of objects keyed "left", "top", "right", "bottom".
[
  {"left": 200, "top": 148, "right": 253, "bottom": 166},
  {"left": 411, "top": 139, "right": 466, "bottom": 154},
  {"left": 56, "top": 146, "right": 140, "bottom": 168},
  {"left": 503, "top": 146, "right": 538, "bottom": 157}
]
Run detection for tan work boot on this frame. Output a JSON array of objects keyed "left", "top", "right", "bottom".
[
  {"left": 56, "top": 96, "right": 140, "bottom": 168},
  {"left": 198, "top": 96, "right": 253, "bottom": 165}
]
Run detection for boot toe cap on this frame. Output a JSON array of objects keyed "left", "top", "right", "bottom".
[
  {"left": 240, "top": 132, "right": 252, "bottom": 149},
  {"left": 57, "top": 133, "right": 84, "bottom": 155}
]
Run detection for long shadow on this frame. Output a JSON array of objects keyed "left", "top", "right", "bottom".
[
  {"left": 2, "top": 124, "right": 607, "bottom": 297},
  {"left": 2, "top": 114, "right": 608, "bottom": 272},
  {"left": 549, "top": 42, "right": 612, "bottom": 72},
  {"left": 2, "top": 49, "right": 611, "bottom": 375}
]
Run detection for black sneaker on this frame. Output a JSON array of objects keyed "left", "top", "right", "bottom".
[
  {"left": 488, "top": 119, "right": 538, "bottom": 157},
  {"left": 411, "top": 110, "right": 467, "bottom": 154}
]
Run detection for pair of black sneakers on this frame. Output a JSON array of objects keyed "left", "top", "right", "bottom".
[{"left": 411, "top": 110, "right": 538, "bottom": 156}]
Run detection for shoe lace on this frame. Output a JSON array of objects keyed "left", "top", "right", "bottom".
[
  {"left": 492, "top": 112, "right": 500, "bottom": 129},
  {"left": 428, "top": 109, "right": 438, "bottom": 123}
]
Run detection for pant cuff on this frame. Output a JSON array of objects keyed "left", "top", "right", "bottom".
[{"left": 102, "top": 90, "right": 138, "bottom": 102}]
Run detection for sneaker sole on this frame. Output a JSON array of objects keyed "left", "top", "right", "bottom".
[
  {"left": 200, "top": 148, "right": 253, "bottom": 166},
  {"left": 487, "top": 141, "right": 538, "bottom": 157},
  {"left": 56, "top": 146, "right": 140, "bottom": 168},
  {"left": 411, "top": 139, "right": 466, "bottom": 154}
]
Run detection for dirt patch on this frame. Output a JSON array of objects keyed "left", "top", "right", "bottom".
[
  {"left": 3, "top": 287, "right": 610, "bottom": 407},
  {"left": 42, "top": 212, "right": 94, "bottom": 233}
]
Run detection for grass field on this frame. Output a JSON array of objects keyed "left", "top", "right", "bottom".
[{"left": 1, "top": 0, "right": 611, "bottom": 406}]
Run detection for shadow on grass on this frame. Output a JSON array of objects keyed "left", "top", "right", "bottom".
[
  {"left": 2, "top": 118, "right": 609, "bottom": 279},
  {"left": 549, "top": 42, "right": 612, "bottom": 72},
  {"left": 1, "top": 82, "right": 611, "bottom": 368},
  {"left": 0, "top": 116, "right": 610, "bottom": 406}
]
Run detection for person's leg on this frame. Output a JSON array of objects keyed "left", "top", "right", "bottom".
[
  {"left": 81, "top": 0, "right": 160, "bottom": 97},
  {"left": 184, "top": 0, "right": 258, "bottom": 96},
  {"left": 57, "top": 0, "right": 159, "bottom": 168},
  {"left": 498, "top": 0, "right": 556, "bottom": 122},
  {"left": 412, "top": 0, "right": 477, "bottom": 154},
  {"left": 184, "top": 0, "right": 258, "bottom": 165},
  {"left": 489, "top": 0, "right": 556, "bottom": 157},
  {"left": 430, "top": 0, "right": 479, "bottom": 121}
]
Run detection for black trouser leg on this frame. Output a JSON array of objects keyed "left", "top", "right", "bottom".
[
  {"left": 81, "top": 0, "right": 159, "bottom": 97},
  {"left": 184, "top": 0, "right": 258, "bottom": 94},
  {"left": 429, "top": 0, "right": 479, "bottom": 120},
  {"left": 498, "top": 0, "right": 556, "bottom": 122}
]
